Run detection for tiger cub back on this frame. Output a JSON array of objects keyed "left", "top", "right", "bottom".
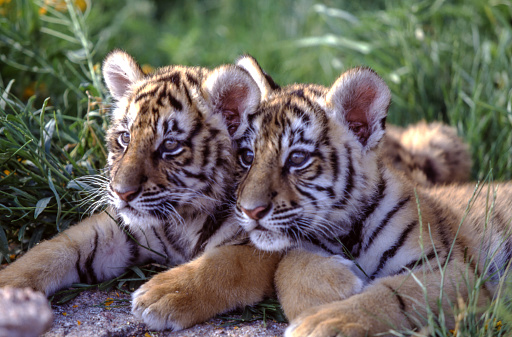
[{"left": 232, "top": 63, "right": 512, "bottom": 336}]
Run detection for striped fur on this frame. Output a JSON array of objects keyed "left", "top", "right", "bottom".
[
  {"left": 0, "top": 51, "right": 281, "bottom": 331},
  {"left": 384, "top": 121, "right": 472, "bottom": 186},
  {"left": 233, "top": 64, "right": 512, "bottom": 336}
]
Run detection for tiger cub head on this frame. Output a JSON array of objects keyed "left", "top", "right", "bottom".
[
  {"left": 233, "top": 63, "right": 391, "bottom": 251},
  {"left": 101, "top": 50, "right": 260, "bottom": 228}
]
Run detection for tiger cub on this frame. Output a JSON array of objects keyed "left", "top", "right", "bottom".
[
  {"left": 120, "top": 56, "right": 476, "bottom": 332},
  {"left": 233, "top": 65, "right": 512, "bottom": 336},
  {"left": 0, "top": 50, "right": 280, "bottom": 330}
]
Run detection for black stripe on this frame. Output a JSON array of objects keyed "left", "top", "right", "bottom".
[
  {"left": 166, "top": 171, "right": 187, "bottom": 187},
  {"left": 370, "top": 220, "right": 417, "bottom": 280},
  {"left": 164, "top": 224, "right": 189, "bottom": 260},
  {"left": 170, "top": 119, "right": 186, "bottom": 135},
  {"left": 134, "top": 87, "right": 158, "bottom": 103},
  {"left": 157, "top": 72, "right": 181, "bottom": 86},
  {"left": 201, "top": 129, "right": 220, "bottom": 167},
  {"left": 234, "top": 237, "right": 252, "bottom": 246},
  {"left": 330, "top": 151, "right": 339, "bottom": 182},
  {"left": 436, "top": 214, "right": 452, "bottom": 252},
  {"left": 401, "top": 249, "right": 437, "bottom": 273},
  {"left": 384, "top": 285, "right": 416, "bottom": 328},
  {"left": 385, "top": 285, "right": 406, "bottom": 311},
  {"left": 76, "top": 251, "right": 86, "bottom": 283},
  {"left": 349, "top": 176, "right": 387, "bottom": 258},
  {"left": 187, "top": 121, "right": 204, "bottom": 142},
  {"left": 192, "top": 196, "right": 234, "bottom": 256},
  {"left": 151, "top": 227, "right": 171, "bottom": 262},
  {"left": 309, "top": 237, "right": 340, "bottom": 255},
  {"left": 182, "top": 169, "right": 207, "bottom": 182},
  {"left": 333, "top": 145, "right": 354, "bottom": 209},
  {"left": 304, "top": 163, "right": 324, "bottom": 181},
  {"left": 183, "top": 84, "right": 193, "bottom": 106},
  {"left": 363, "top": 196, "right": 410, "bottom": 254},
  {"left": 295, "top": 185, "right": 317, "bottom": 207},
  {"left": 77, "top": 231, "right": 99, "bottom": 284},
  {"left": 168, "top": 93, "right": 183, "bottom": 111},
  {"left": 185, "top": 72, "right": 199, "bottom": 86}
]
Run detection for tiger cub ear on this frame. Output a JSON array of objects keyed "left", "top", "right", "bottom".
[
  {"left": 102, "top": 50, "right": 145, "bottom": 100},
  {"left": 326, "top": 67, "right": 391, "bottom": 150},
  {"left": 235, "top": 55, "right": 279, "bottom": 101},
  {"left": 203, "top": 65, "right": 261, "bottom": 136}
]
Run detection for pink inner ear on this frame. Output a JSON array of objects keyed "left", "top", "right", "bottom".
[
  {"left": 220, "top": 85, "right": 248, "bottom": 135},
  {"left": 343, "top": 86, "right": 376, "bottom": 145}
]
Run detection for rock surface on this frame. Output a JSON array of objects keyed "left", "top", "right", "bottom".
[{"left": 42, "top": 289, "right": 287, "bottom": 337}]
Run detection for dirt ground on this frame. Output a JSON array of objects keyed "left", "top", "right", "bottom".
[{"left": 42, "top": 289, "right": 287, "bottom": 337}]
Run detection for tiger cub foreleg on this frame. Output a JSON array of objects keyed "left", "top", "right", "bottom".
[
  {"left": 275, "top": 249, "right": 363, "bottom": 321},
  {"left": 285, "top": 262, "right": 490, "bottom": 337},
  {"left": 0, "top": 211, "right": 150, "bottom": 295},
  {"left": 131, "top": 245, "right": 281, "bottom": 331}
]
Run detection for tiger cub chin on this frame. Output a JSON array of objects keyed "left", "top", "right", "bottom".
[
  {"left": 0, "top": 50, "right": 281, "bottom": 331},
  {"left": 234, "top": 65, "right": 512, "bottom": 336}
]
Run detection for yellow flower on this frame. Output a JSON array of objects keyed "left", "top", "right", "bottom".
[
  {"left": 62, "top": 312, "right": 68, "bottom": 316},
  {"left": 0, "top": 0, "right": 11, "bottom": 6},
  {"left": 39, "top": 0, "right": 87, "bottom": 15},
  {"left": 75, "top": 0, "right": 86, "bottom": 12},
  {"left": 104, "top": 298, "right": 114, "bottom": 306}
]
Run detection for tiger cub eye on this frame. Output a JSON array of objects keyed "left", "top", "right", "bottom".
[
  {"left": 119, "top": 132, "right": 130, "bottom": 146},
  {"left": 164, "top": 139, "right": 179, "bottom": 152},
  {"left": 288, "top": 151, "right": 309, "bottom": 167},
  {"left": 239, "top": 149, "right": 254, "bottom": 167}
]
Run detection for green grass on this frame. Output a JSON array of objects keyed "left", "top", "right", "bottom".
[{"left": 0, "top": 0, "right": 511, "bottom": 335}]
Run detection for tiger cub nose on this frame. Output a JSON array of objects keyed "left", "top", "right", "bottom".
[
  {"left": 241, "top": 204, "right": 271, "bottom": 220},
  {"left": 114, "top": 187, "right": 140, "bottom": 202}
]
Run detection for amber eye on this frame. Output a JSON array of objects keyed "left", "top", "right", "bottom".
[
  {"left": 288, "top": 151, "right": 309, "bottom": 167},
  {"left": 239, "top": 148, "right": 254, "bottom": 168},
  {"left": 161, "top": 139, "right": 183, "bottom": 158},
  {"left": 118, "top": 131, "right": 130, "bottom": 147}
]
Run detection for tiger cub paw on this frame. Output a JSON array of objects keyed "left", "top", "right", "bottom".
[
  {"left": 276, "top": 250, "right": 363, "bottom": 321},
  {"left": 131, "top": 265, "right": 205, "bottom": 331},
  {"left": 285, "top": 301, "right": 368, "bottom": 337}
]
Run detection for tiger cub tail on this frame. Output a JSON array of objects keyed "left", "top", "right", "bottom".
[{"left": 383, "top": 121, "right": 472, "bottom": 185}]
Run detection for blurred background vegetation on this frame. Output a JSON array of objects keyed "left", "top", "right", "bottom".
[{"left": 0, "top": 0, "right": 511, "bottom": 334}]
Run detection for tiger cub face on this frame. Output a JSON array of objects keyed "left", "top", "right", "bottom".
[
  {"left": 234, "top": 67, "right": 391, "bottom": 251},
  {"left": 102, "top": 51, "right": 260, "bottom": 229}
]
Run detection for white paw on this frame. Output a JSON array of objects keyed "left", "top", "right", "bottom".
[{"left": 284, "top": 321, "right": 300, "bottom": 337}]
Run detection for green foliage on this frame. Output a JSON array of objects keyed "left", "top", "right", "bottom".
[{"left": 0, "top": 0, "right": 510, "bottom": 335}]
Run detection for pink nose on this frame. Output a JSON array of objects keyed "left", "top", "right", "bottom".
[
  {"left": 241, "top": 204, "right": 271, "bottom": 220},
  {"left": 114, "top": 188, "right": 140, "bottom": 202}
]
